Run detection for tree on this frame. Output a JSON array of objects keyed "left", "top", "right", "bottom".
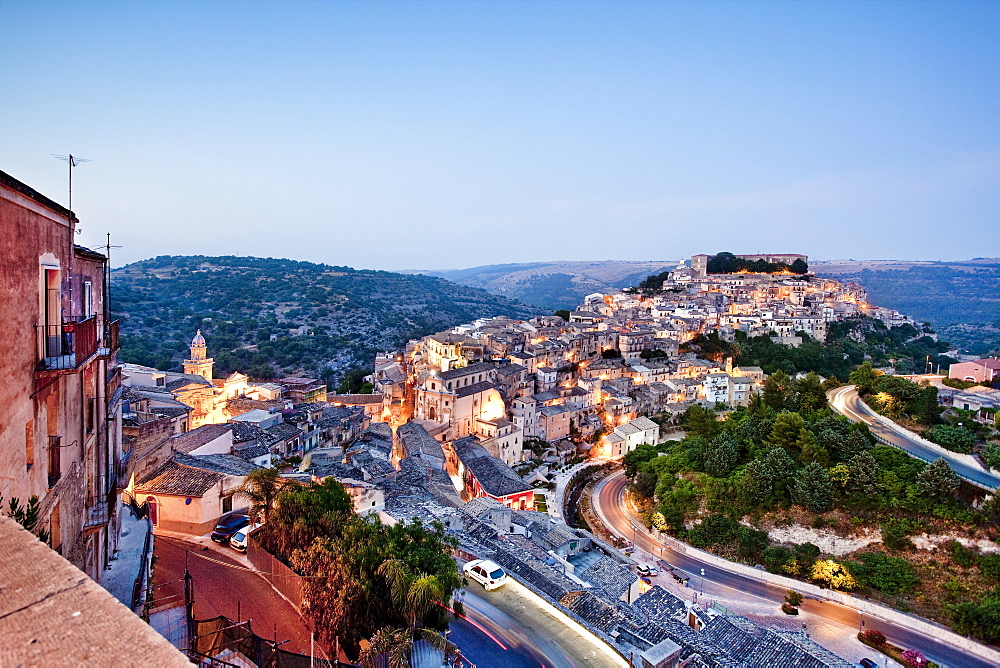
[
  {"left": 847, "top": 451, "right": 882, "bottom": 498},
  {"left": 378, "top": 559, "right": 444, "bottom": 632},
  {"left": 792, "top": 463, "right": 835, "bottom": 513},
  {"left": 844, "top": 552, "right": 919, "bottom": 595},
  {"left": 763, "top": 370, "right": 792, "bottom": 410},
  {"left": 235, "top": 467, "right": 289, "bottom": 524},
  {"left": 767, "top": 412, "right": 807, "bottom": 455},
  {"left": 705, "top": 435, "right": 739, "bottom": 477},
  {"left": 794, "top": 372, "right": 827, "bottom": 412},
  {"left": 630, "top": 471, "right": 657, "bottom": 500},
  {"left": 810, "top": 559, "right": 856, "bottom": 590},
  {"left": 840, "top": 426, "right": 875, "bottom": 460},
  {"left": 917, "top": 386, "right": 941, "bottom": 424},
  {"left": 359, "top": 627, "right": 459, "bottom": 668},
  {"left": 601, "top": 348, "right": 622, "bottom": 359},
  {"left": 554, "top": 310, "right": 570, "bottom": 321},
  {"left": 982, "top": 442, "right": 1000, "bottom": 470},
  {"left": 790, "top": 258, "right": 809, "bottom": 275},
  {"left": 785, "top": 590, "right": 803, "bottom": 607},
  {"left": 797, "top": 429, "right": 829, "bottom": 467},
  {"left": 950, "top": 599, "right": 1000, "bottom": 644},
  {"left": 828, "top": 463, "right": 851, "bottom": 489},
  {"left": 683, "top": 404, "right": 720, "bottom": 438},
  {"left": 264, "top": 477, "right": 354, "bottom": 558},
  {"left": 849, "top": 361, "right": 881, "bottom": 395},
  {"left": 915, "top": 458, "right": 960, "bottom": 502}
]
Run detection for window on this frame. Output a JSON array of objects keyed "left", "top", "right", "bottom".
[
  {"left": 25, "top": 421, "right": 34, "bottom": 469},
  {"left": 86, "top": 398, "right": 95, "bottom": 434},
  {"left": 222, "top": 495, "right": 233, "bottom": 513},
  {"left": 82, "top": 281, "right": 93, "bottom": 318}
]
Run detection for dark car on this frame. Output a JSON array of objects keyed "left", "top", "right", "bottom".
[
  {"left": 858, "top": 659, "right": 878, "bottom": 668},
  {"left": 211, "top": 512, "right": 249, "bottom": 544}
]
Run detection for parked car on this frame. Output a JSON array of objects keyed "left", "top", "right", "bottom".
[
  {"left": 211, "top": 512, "right": 249, "bottom": 544},
  {"left": 463, "top": 559, "right": 509, "bottom": 591},
  {"left": 229, "top": 522, "right": 262, "bottom": 552},
  {"left": 858, "top": 659, "right": 878, "bottom": 668},
  {"left": 637, "top": 564, "right": 658, "bottom": 576}
]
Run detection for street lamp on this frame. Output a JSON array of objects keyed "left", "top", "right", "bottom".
[{"left": 700, "top": 568, "right": 705, "bottom": 594}]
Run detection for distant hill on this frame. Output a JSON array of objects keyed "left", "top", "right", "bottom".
[
  {"left": 812, "top": 259, "right": 1000, "bottom": 355},
  {"left": 423, "top": 260, "right": 678, "bottom": 310},
  {"left": 112, "top": 255, "right": 543, "bottom": 379}
]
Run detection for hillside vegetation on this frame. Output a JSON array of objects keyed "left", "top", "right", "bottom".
[
  {"left": 426, "top": 260, "right": 675, "bottom": 310},
  {"left": 112, "top": 255, "right": 541, "bottom": 380},
  {"left": 814, "top": 261, "right": 1000, "bottom": 355}
]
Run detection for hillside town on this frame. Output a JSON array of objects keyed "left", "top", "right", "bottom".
[{"left": 5, "top": 164, "right": 999, "bottom": 668}]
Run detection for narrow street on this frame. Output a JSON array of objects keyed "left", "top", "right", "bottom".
[{"left": 152, "top": 535, "right": 317, "bottom": 656}]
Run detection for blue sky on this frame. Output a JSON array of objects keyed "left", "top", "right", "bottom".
[{"left": 2, "top": 1, "right": 998, "bottom": 269}]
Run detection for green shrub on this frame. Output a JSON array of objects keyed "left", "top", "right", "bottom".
[{"left": 845, "top": 552, "right": 920, "bottom": 595}]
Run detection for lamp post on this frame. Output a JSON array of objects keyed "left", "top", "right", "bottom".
[{"left": 700, "top": 568, "right": 705, "bottom": 594}]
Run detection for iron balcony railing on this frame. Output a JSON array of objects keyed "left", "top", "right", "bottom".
[
  {"left": 37, "top": 316, "right": 99, "bottom": 371},
  {"left": 99, "top": 319, "right": 121, "bottom": 358},
  {"left": 84, "top": 480, "right": 116, "bottom": 531}
]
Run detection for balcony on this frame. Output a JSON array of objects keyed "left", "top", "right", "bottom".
[
  {"left": 83, "top": 484, "right": 115, "bottom": 532},
  {"left": 36, "top": 316, "right": 99, "bottom": 372},
  {"left": 98, "top": 319, "right": 121, "bottom": 358},
  {"left": 47, "top": 435, "right": 62, "bottom": 489}
]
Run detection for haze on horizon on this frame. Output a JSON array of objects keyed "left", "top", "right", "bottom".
[{"left": 2, "top": 1, "right": 998, "bottom": 270}]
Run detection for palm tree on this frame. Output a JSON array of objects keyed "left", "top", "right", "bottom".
[
  {"left": 234, "top": 467, "right": 288, "bottom": 524},
  {"left": 359, "top": 626, "right": 459, "bottom": 668},
  {"left": 363, "top": 559, "right": 459, "bottom": 667}
]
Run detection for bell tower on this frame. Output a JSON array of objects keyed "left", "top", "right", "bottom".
[{"left": 183, "top": 330, "right": 214, "bottom": 380}]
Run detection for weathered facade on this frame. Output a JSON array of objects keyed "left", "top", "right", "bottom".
[{"left": 0, "top": 169, "right": 123, "bottom": 581}]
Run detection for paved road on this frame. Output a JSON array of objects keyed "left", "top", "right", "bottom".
[
  {"left": 455, "top": 573, "right": 626, "bottom": 667},
  {"left": 594, "top": 471, "right": 994, "bottom": 668},
  {"left": 828, "top": 385, "right": 1000, "bottom": 490},
  {"left": 153, "top": 535, "right": 317, "bottom": 656}
]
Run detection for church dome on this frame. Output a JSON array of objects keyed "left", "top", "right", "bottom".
[{"left": 191, "top": 330, "right": 207, "bottom": 347}]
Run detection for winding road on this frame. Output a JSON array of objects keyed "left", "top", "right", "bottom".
[
  {"left": 593, "top": 471, "right": 996, "bottom": 668},
  {"left": 828, "top": 385, "right": 1000, "bottom": 490}
]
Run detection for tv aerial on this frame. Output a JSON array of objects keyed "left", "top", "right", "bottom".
[{"left": 52, "top": 154, "right": 92, "bottom": 233}]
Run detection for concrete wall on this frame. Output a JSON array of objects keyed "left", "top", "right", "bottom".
[{"left": 135, "top": 486, "right": 222, "bottom": 535}]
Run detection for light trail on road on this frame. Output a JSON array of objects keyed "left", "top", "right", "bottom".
[{"left": 592, "top": 470, "right": 995, "bottom": 667}]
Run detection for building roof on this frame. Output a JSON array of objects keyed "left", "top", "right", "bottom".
[
  {"left": 630, "top": 416, "right": 659, "bottom": 431},
  {"left": 578, "top": 556, "right": 637, "bottom": 602},
  {"left": 330, "top": 393, "right": 384, "bottom": 405},
  {"left": 0, "top": 515, "right": 190, "bottom": 666},
  {"left": 135, "top": 460, "right": 224, "bottom": 497},
  {"left": 234, "top": 442, "right": 271, "bottom": 461},
  {"left": 453, "top": 437, "right": 532, "bottom": 498},
  {"left": 171, "top": 423, "right": 231, "bottom": 454},
  {"left": 229, "top": 409, "right": 276, "bottom": 423},
  {"left": 439, "top": 361, "right": 494, "bottom": 381},
  {"left": 397, "top": 422, "right": 445, "bottom": 460},
  {"left": 455, "top": 381, "right": 498, "bottom": 398},
  {"left": 263, "top": 421, "right": 302, "bottom": 442},
  {"left": 174, "top": 452, "right": 259, "bottom": 476},
  {"left": 166, "top": 374, "right": 214, "bottom": 391}
]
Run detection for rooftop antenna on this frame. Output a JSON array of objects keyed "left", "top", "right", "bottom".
[{"left": 52, "top": 154, "right": 92, "bottom": 234}]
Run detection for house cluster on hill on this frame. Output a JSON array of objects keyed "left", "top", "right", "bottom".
[
  {"left": 359, "top": 255, "right": 900, "bottom": 490},
  {"left": 117, "top": 332, "right": 371, "bottom": 528}
]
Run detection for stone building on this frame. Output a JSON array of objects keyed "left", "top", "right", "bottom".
[{"left": 0, "top": 169, "right": 123, "bottom": 581}]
